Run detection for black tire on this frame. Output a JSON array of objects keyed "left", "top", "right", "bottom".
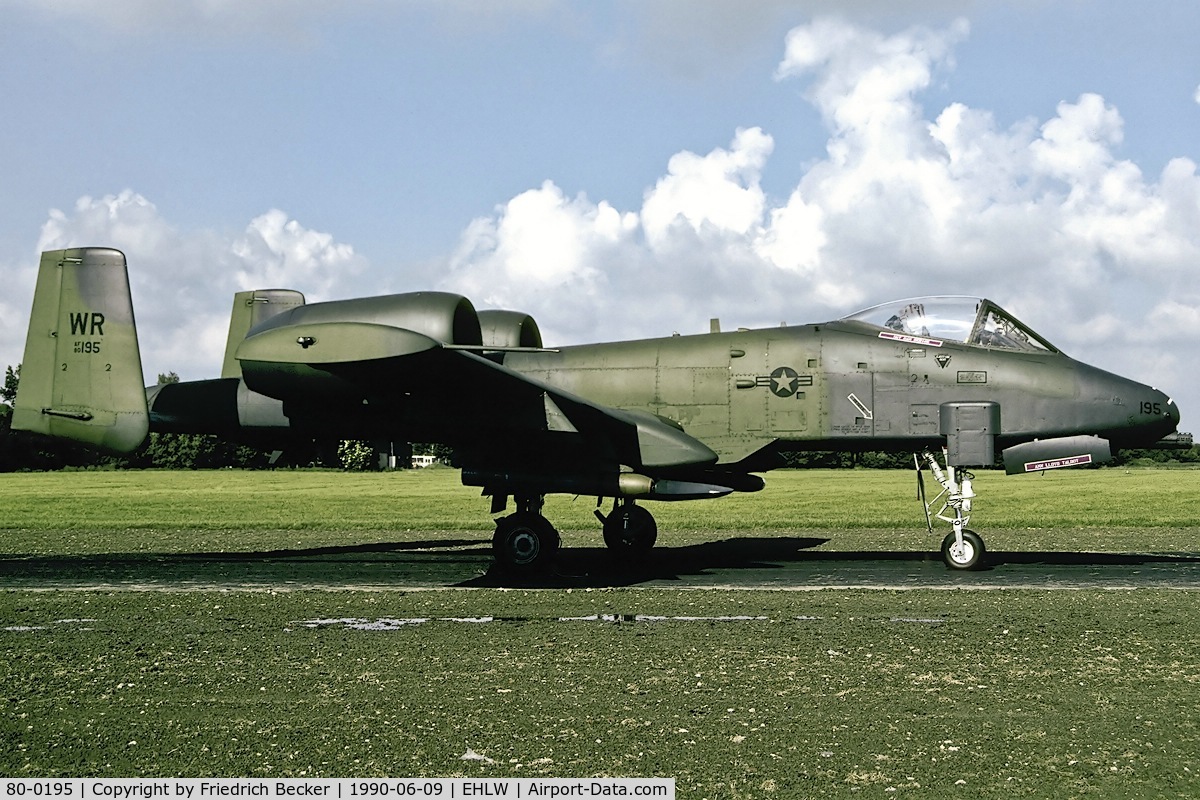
[
  {"left": 602, "top": 504, "right": 658, "bottom": 552},
  {"left": 941, "top": 529, "right": 986, "bottom": 570},
  {"left": 493, "top": 512, "right": 559, "bottom": 570}
]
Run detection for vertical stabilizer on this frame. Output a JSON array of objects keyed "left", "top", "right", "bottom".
[
  {"left": 220, "top": 289, "right": 305, "bottom": 379},
  {"left": 12, "top": 248, "right": 149, "bottom": 452}
]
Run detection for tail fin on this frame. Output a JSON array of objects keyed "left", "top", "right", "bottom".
[
  {"left": 12, "top": 248, "right": 149, "bottom": 453},
  {"left": 220, "top": 289, "right": 305, "bottom": 379}
]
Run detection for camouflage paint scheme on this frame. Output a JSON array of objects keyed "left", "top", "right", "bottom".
[{"left": 14, "top": 248, "right": 1181, "bottom": 571}]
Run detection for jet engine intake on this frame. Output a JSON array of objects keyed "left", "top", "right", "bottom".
[
  {"left": 246, "top": 291, "right": 483, "bottom": 346},
  {"left": 478, "top": 309, "right": 543, "bottom": 350}
]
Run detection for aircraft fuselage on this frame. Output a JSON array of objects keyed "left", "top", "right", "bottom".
[{"left": 498, "top": 319, "right": 1177, "bottom": 466}]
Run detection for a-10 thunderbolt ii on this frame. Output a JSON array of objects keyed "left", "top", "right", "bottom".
[{"left": 13, "top": 248, "right": 1182, "bottom": 571}]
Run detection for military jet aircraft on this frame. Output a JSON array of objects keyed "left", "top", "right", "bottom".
[{"left": 14, "top": 248, "right": 1181, "bottom": 571}]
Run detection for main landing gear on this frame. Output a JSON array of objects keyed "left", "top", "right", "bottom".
[
  {"left": 596, "top": 499, "right": 658, "bottom": 553},
  {"left": 492, "top": 496, "right": 561, "bottom": 571},
  {"left": 491, "top": 495, "right": 660, "bottom": 571},
  {"left": 917, "top": 449, "right": 987, "bottom": 570}
]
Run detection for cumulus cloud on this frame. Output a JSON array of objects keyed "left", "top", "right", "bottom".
[
  {"left": 444, "top": 181, "right": 640, "bottom": 336},
  {"left": 442, "top": 16, "right": 1200, "bottom": 411},
  {"left": 442, "top": 130, "right": 793, "bottom": 338},
  {"left": 641, "top": 127, "right": 773, "bottom": 247},
  {"left": 6, "top": 15, "right": 1198, "bottom": 415},
  {"left": 0, "top": 258, "right": 37, "bottom": 382},
  {"left": 232, "top": 209, "right": 362, "bottom": 297},
  {"left": 7, "top": 191, "right": 363, "bottom": 381}
]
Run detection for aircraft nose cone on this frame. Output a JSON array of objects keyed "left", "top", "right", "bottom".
[
  {"left": 1165, "top": 393, "right": 1181, "bottom": 430},
  {"left": 1142, "top": 387, "right": 1180, "bottom": 443},
  {"left": 1075, "top": 363, "right": 1180, "bottom": 445}
]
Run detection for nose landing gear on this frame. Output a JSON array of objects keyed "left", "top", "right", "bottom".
[{"left": 918, "top": 449, "right": 987, "bottom": 570}]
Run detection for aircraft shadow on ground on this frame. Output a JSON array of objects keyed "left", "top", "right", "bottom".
[
  {"left": 464, "top": 536, "right": 834, "bottom": 589},
  {"left": 0, "top": 539, "right": 484, "bottom": 587},
  {"left": 3, "top": 537, "right": 1199, "bottom": 589},
  {"left": 0, "top": 536, "right": 827, "bottom": 588},
  {"left": 469, "top": 541, "right": 1200, "bottom": 588}
]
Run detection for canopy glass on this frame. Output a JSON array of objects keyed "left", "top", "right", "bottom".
[{"left": 841, "top": 297, "right": 1059, "bottom": 353}]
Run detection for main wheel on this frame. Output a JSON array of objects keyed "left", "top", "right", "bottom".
[
  {"left": 941, "top": 529, "right": 985, "bottom": 570},
  {"left": 493, "top": 512, "right": 559, "bottom": 571},
  {"left": 602, "top": 504, "right": 658, "bottom": 552}
]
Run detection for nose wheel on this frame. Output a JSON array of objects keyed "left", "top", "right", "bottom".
[
  {"left": 918, "top": 449, "right": 988, "bottom": 570},
  {"left": 941, "top": 529, "right": 985, "bottom": 570}
]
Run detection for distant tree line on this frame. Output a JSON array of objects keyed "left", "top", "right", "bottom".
[
  {"left": 1, "top": 366, "right": 271, "bottom": 471},
  {"left": 2, "top": 362, "right": 1196, "bottom": 471},
  {"left": 1, "top": 363, "right": 455, "bottom": 472},
  {"left": 780, "top": 446, "right": 1200, "bottom": 469}
]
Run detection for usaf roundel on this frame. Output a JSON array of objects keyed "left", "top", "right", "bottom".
[{"left": 769, "top": 366, "right": 801, "bottom": 398}]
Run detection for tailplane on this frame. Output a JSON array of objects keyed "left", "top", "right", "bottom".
[
  {"left": 12, "top": 248, "right": 149, "bottom": 452},
  {"left": 220, "top": 289, "right": 305, "bottom": 379}
]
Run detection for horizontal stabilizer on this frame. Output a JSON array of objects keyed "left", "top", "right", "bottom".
[
  {"left": 1003, "top": 435, "right": 1112, "bottom": 475},
  {"left": 221, "top": 289, "right": 305, "bottom": 379}
]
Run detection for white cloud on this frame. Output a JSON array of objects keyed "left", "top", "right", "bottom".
[
  {"left": 37, "top": 190, "right": 177, "bottom": 255},
  {"left": 5, "top": 192, "right": 362, "bottom": 382},
  {"left": 1030, "top": 93, "right": 1123, "bottom": 183},
  {"left": 6, "top": 15, "right": 1200, "bottom": 419},
  {"left": 232, "top": 209, "right": 363, "bottom": 297},
  {"left": 641, "top": 127, "right": 773, "bottom": 248},
  {"left": 441, "top": 16, "right": 1200, "bottom": 412},
  {"left": 444, "top": 181, "right": 640, "bottom": 336},
  {"left": 0, "top": 257, "right": 37, "bottom": 383}
]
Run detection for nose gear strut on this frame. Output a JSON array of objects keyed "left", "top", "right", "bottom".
[{"left": 916, "top": 448, "right": 986, "bottom": 570}]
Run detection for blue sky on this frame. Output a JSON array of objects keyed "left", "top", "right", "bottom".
[{"left": 2, "top": 1, "right": 1198, "bottom": 427}]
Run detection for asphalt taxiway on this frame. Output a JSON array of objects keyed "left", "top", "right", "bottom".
[{"left": 4, "top": 530, "right": 1200, "bottom": 591}]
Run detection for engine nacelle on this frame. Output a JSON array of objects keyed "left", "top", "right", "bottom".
[
  {"left": 234, "top": 292, "right": 482, "bottom": 404},
  {"left": 248, "top": 291, "right": 482, "bottom": 346},
  {"left": 478, "top": 309, "right": 543, "bottom": 349}
]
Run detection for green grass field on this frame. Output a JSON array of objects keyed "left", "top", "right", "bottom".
[
  {"left": 3, "top": 468, "right": 1200, "bottom": 796},
  {"left": 2, "top": 466, "right": 1198, "bottom": 553}
]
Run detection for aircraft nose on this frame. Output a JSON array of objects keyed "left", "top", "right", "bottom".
[
  {"left": 1141, "top": 386, "right": 1180, "bottom": 442},
  {"left": 1164, "top": 392, "right": 1181, "bottom": 430},
  {"left": 1075, "top": 362, "right": 1180, "bottom": 445}
]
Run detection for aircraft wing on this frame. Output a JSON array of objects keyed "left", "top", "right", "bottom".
[{"left": 234, "top": 320, "right": 719, "bottom": 473}]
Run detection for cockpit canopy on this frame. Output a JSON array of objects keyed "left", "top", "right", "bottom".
[{"left": 841, "top": 297, "right": 1060, "bottom": 353}]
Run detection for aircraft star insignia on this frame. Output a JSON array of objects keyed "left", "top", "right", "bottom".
[{"left": 769, "top": 366, "right": 801, "bottom": 397}]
